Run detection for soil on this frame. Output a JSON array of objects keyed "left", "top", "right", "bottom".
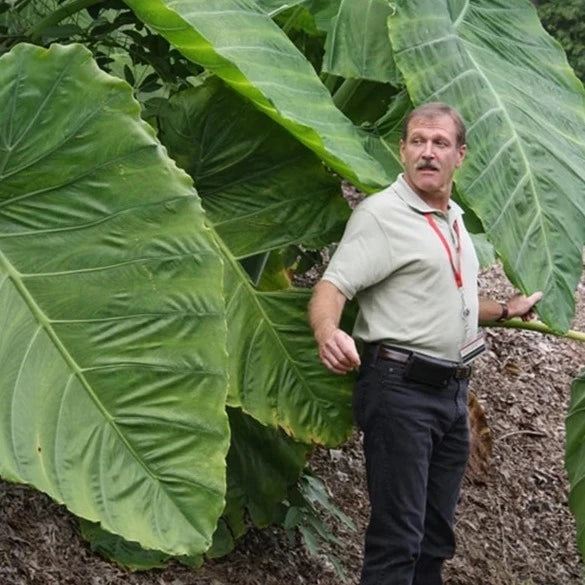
[{"left": 2, "top": 264, "right": 585, "bottom": 585}]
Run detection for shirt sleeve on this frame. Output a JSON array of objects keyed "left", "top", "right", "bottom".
[{"left": 321, "top": 206, "right": 394, "bottom": 300}]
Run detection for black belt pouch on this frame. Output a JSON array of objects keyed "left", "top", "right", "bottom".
[{"left": 402, "top": 353, "right": 452, "bottom": 388}]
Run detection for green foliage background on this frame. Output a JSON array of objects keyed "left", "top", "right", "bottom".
[{"left": 537, "top": 0, "right": 585, "bottom": 84}]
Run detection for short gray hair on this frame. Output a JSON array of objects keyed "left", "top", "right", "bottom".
[{"left": 402, "top": 102, "right": 467, "bottom": 147}]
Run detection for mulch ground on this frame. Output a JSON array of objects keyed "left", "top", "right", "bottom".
[{"left": 1, "top": 264, "right": 584, "bottom": 585}]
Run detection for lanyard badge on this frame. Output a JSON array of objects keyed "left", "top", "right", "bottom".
[{"left": 425, "top": 213, "right": 486, "bottom": 363}]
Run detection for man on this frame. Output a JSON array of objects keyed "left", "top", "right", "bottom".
[{"left": 309, "top": 102, "right": 542, "bottom": 585}]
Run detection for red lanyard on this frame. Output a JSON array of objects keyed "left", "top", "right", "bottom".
[{"left": 425, "top": 214, "right": 463, "bottom": 288}]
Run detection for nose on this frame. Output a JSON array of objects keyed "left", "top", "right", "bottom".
[{"left": 422, "top": 141, "right": 434, "bottom": 158}]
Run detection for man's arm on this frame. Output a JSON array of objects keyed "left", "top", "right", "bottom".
[
  {"left": 309, "top": 280, "right": 361, "bottom": 375},
  {"left": 479, "top": 291, "right": 543, "bottom": 322}
]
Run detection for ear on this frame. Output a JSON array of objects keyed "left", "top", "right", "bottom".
[
  {"left": 399, "top": 139, "right": 406, "bottom": 165},
  {"left": 455, "top": 144, "right": 467, "bottom": 168}
]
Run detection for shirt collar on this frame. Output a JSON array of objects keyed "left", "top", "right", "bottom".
[{"left": 394, "top": 174, "right": 463, "bottom": 220}]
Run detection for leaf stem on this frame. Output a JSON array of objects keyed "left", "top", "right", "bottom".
[
  {"left": 29, "top": 0, "right": 102, "bottom": 41},
  {"left": 320, "top": 72, "right": 339, "bottom": 94},
  {"left": 480, "top": 318, "right": 585, "bottom": 343},
  {"left": 332, "top": 78, "right": 362, "bottom": 110}
]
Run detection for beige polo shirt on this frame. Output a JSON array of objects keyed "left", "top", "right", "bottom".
[{"left": 322, "top": 175, "right": 479, "bottom": 362}]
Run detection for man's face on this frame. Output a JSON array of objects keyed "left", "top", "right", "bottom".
[{"left": 399, "top": 114, "right": 466, "bottom": 202}]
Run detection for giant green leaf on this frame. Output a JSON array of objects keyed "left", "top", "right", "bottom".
[
  {"left": 78, "top": 405, "right": 312, "bottom": 568},
  {"left": 389, "top": 0, "right": 585, "bottom": 332},
  {"left": 307, "top": 0, "right": 342, "bottom": 33},
  {"left": 566, "top": 368, "right": 585, "bottom": 557},
  {"left": 356, "top": 87, "right": 411, "bottom": 180},
  {"left": 123, "top": 0, "right": 390, "bottom": 192},
  {"left": 224, "top": 407, "right": 310, "bottom": 530},
  {"left": 78, "top": 520, "right": 188, "bottom": 570},
  {"left": 322, "top": 0, "right": 400, "bottom": 84},
  {"left": 469, "top": 233, "right": 496, "bottom": 269},
  {"left": 153, "top": 78, "right": 354, "bottom": 445},
  {"left": 156, "top": 78, "right": 349, "bottom": 259},
  {"left": 0, "top": 43, "right": 229, "bottom": 556},
  {"left": 219, "top": 239, "right": 354, "bottom": 446}
]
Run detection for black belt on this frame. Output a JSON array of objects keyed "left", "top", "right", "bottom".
[{"left": 367, "top": 343, "right": 472, "bottom": 385}]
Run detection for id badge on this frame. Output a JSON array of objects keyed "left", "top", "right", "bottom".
[{"left": 460, "top": 333, "right": 486, "bottom": 364}]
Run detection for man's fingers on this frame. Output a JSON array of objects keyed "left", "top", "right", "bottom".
[
  {"left": 326, "top": 332, "right": 360, "bottom": 363},
  {"left": 320, "top": 351, "right": 354, "bottom": 374},
  {"left": 322, "top": 357, "right": 352, "bottom": 375},
  {"left": 325, "top": 340, "right": 353, "bottom": 366},
  {"left": 519, "top": 291, "right": 542, "bottom": 320},
  {"left": 318, "top": 329, "right": 361, "bottom": 374},
  {"left": 321, "top": 346, "right": 357, "bottom": 372},
  {"left": 507, "top": 290, "right": 543, "bottom": 320},
  {"left": 333, "top": 330, "right": 361, "bottom": 367},
  {"left": 527, "top": 291, "right": 544, "bottom": 305},
  {"left": 346, "top": 343, "right": 361, "bottom": 367}
]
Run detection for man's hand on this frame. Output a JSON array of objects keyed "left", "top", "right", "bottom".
[
  {"left": 309, "top": 280, "right": 361, "bottom": 375},
  {"left": 507, "top": 291, "right": 543, "bottom": 321},
  {"left": 316, "top": 327, "right": 361, "bottom": 375},
  {"left": 478, "top": 291, "right": 544, "bottom": 322}
]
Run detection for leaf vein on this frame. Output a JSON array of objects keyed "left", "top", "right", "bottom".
[
  {"left": 23, "top": 252, "right": 208, "bottom": 278},
  {"left": 0, "top": 91, "right": 135, "bottom": 184},
  {"left": 394, "top": 33, "right": 458, "bottom": 56},
  {"left": 0, "top": 144, "right": 157, "bottom": 210}
]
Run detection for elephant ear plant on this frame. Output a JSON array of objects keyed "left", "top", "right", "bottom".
[
  {"left": 2, "top": 0, "right": 585, "bottom": 572},
  {"left": 0, "top": 42, "right": 230, "bottom": 556},
  {"left": 0, "top": 38, "right": 360, "bottom": 567}
]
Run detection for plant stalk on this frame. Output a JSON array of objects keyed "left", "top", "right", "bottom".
[
  {"left": 29, "top": 0, "right": 102, "bottom": 41},
  {"left": 332, "top": 78, "right": 362, "bottom": 111},
  {"left": 320, "top": 72, "right": 339, "bottom": 94},
  {"left": 480, "top": 318, "right": 585, "bottom": 343}
]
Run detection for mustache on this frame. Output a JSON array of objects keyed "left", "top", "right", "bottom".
[{"left": 416, "top": 160, "right": 439, "bottom": 171}]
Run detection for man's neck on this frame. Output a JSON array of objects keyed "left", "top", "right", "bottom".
[
  {"left": 419, "top": 193, "right": 450, "bottom": 213},
  {"left": 402, "top": 174, "right": 451, "bottom": 213}
]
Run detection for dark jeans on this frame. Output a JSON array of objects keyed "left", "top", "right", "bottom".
[{"left": 353, "top": 352, "right": 470, "bottom": 585}]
